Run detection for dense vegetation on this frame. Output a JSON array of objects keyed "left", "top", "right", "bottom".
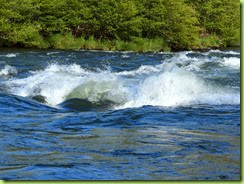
[{"left": 0, "top": 0, "right": 240, "bottom": 51}]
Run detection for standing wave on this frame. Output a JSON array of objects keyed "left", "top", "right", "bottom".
[
  {"left": 4, "top": 61, "right": 239, "bottom": 109},
  {"left": 121, "top": 68, "right": 239, "bottom": 108},
  {"left": 5, "top": 64, "right": 128, "bottom": 106}
]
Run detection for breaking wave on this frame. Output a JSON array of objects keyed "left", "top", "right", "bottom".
[
  {"left": 3, "top": 50, "right": 239, "bottom": 109},
  {"left": 0, "top": 53, "right": 17, "bottom": 58},
  {"left": 120, "top": 68, "right": 239, "bottom": 108},
  {"left": 0, "top": 65, "right": 17, "bottom": 76},
  {"left": 222, "top": 57, "right": 240, "bottom": 69},
  {"left": 5, "top": 64, "right": 127, "bottom": 106}
]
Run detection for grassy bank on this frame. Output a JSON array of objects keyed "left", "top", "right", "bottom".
[
  {"left": 9, "top": 32, "right": 228, "bottom": 52},
  {"left": 21, "top": 33, "right": 171, "bottom": 52}
]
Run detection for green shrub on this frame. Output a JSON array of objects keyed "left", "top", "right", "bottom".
[
  {"left": 0, "top": 0, "right": 240, "bottom": 51},
  {"left": 49, "top": 32, "right": 85, "bottom": 50}
]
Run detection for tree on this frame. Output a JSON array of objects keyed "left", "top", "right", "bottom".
[
  {"left": 186, "top": 0, "right": 240, "bottom": 45},
  {"left": 162, "top": 0, "right": 200, "bottom": 50},
  {"left": 138, "top": 0, "right": 166, "bottom": 38}
]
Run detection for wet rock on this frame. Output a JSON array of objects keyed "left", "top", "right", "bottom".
[{"left": 31, "top": 95, "right": 46, "bottom": 103}]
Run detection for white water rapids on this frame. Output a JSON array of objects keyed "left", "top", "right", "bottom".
[{"left": 2, "top": 50, "right": 240, "bottom": 108}]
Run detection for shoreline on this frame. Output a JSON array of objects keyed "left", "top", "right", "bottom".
[
  {"left": 0, "top": 45, "right": 240, "bottom": 53},
  {"left": 1, "top": 33, "right": 239, "bottom": 53}
]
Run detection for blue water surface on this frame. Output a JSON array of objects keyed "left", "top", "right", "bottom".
[{"left": 0, "top": 48, "right": 240, "bottom": 180}]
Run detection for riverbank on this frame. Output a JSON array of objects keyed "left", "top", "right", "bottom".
[
  {"left": 0, "top": 0, "right": 239, "bottom": 53},
  {"left": 1, "top": 32, "right": 236, "bottom": 53}
]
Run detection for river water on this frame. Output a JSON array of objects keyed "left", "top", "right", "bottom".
[{"left": 0, "top": 48, "right": 240, "bottom": 180}]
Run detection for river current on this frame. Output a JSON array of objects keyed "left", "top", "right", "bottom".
[{"left": 0, "top": 48, "right": 240, "bottom": 180}]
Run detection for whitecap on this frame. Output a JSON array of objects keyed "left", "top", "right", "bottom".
[
  {"left": 4, "top": 57, "right": 239, "bottom": 108},
  {"left": 121, "top": 54, "right": 130, "bottom": 58},
  {"left": 221, "top": 57, "right": 240, "bottom": 69},
  {"left": 6, "top": 53, "right": 17, "bottom": 58},
  {"left": 120, "top": 68, "right": 239, "bottom": 108},
  {"left": 0, "top": 65, "right": 17, "bottom": 76},
  {"left": 6, "top": 63, "right": 127, "bottom": 106},
  {"left": 47, "top": 52, "right": 60, "bottom": 56}
]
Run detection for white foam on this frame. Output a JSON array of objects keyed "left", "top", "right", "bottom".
[
  {"left": 42, "top": 63, "right": 88, "bottom": 74},
  {"left": 160, "top": 52, "right": 240, "bottom": 71},
  {"left": 120, "top": 68, "right": 239, "bottom": 108},
  {"left": 159, "top": 52, "right": 204, "bottom": 72},
  {"left": 222, "top": 57, "right": 240, "bottom": 69},
  {"left": 47, "top": 52, "right": 60, "bottom": 56},
  {"left": 121, "top": 54, "right": 130, "bottom": 58},
  {"left": 5, "top": 54, "right": 17, "bottom": 58},
  {"left": 0, "top": 65, "right": 17, "bottom": 76},
  {"left": 208, "top": 49, "right": 240, "bottom": 55},
  {"left": 117, "top": 65, "right": 161, "bottom": 76},
  {"left": 6, "top": 64, "right": 127, "bottom": 106},
  {"left": 4, "top": 54, "right": 239, "bottom": 108}
]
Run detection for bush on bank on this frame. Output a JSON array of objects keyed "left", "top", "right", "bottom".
[{"left": 0, "top": 0, "right": 240, "bottom": 51}]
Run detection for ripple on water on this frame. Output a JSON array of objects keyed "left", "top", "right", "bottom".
[{"left": 0, "top": 49, "right": 240, "bottom": 180}]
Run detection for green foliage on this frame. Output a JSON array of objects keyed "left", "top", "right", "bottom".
[
  {"left": 186, "top": 0, "right": 240, "bottom": 46},
  {"left": 114, "top": 37, "right": 169, "bottom": 52},
  {"left": 162, "top": 0, "right": 200, "bottom": 50},
  {"left": 139, "top": 0, "right": 166, "bottom": 38},
  {"left": 12, "top": 24, "right": 49, "bottom": 48},
  {"left": 147, "top": 38, "right": 171, "bottom": 52},
  {"left": 196, "top": 33, "right": 222, "bottom": 49},
  {"left": 49, "top": 32, "right": 85, "bottom": 50},
  {"left": 0, "top": 0, "right": 240, "bottom": 51},
  {"left": 84, "top": 36, "right": 97, "bottom": 50}
]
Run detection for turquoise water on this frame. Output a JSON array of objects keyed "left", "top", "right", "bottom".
[{"left": 0, "top": 49, "right": 240, "bottom": 180}]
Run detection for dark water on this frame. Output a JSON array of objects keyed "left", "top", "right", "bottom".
[{"left": 0, "top": 49, "right": 240, "bottom": 180}]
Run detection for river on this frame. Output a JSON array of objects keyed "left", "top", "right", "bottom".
[{"left": 0, "top": 48, "right": 240, "bottom": 180}]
